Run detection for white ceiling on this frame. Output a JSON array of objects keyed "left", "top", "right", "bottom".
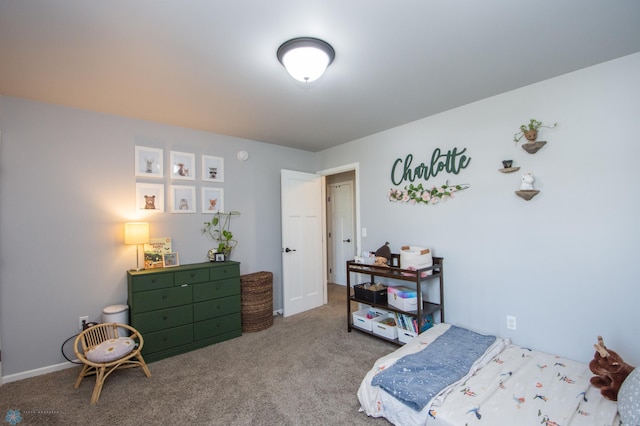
[{"left": 1, "top": 1, "right": 639, "bottom": 152}]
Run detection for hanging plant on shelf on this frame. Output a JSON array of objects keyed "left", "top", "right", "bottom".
[
  {"left": 513, "top": 118, "right": 558, "bottom": 143},
  {"left": 202, "top": 211, "right": 240, "bottom": 259},
  {"left": 388, "top": 182, "right": 470, "bottom": 205}
]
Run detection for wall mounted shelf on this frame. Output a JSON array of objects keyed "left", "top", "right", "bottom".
[
  {"left": 515, "top": 190, "right": 540, "bottom": 201},
  {"left": 522, "top": 141, "right": 547, "bottom": 154},
  {"left": 499, "top": 167, "right": 520, "bottom": 173}
]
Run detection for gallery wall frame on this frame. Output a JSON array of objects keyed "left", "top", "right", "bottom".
[
  {"left": 170, "top": 151, "right": 196, "bottom": 180},
  {"left": 202, "top": 155, "right": 224, "bottom": 182},
  {"left": 170, "top": 185, "right": 196, "bottom": 213},
  {"left": 201, "top": 187, "right": 224, "bottom": 213},
  {"left": 136, "top": 183, "right": 165, "bottom": 213},
  {"left": 135, "top": 146, "right": 163, "bottom": 178}
]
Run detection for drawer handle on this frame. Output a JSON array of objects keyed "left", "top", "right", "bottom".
[
  {"left": 162, "top": 336, "right": 168, "bottom": 342},
  {"left": 151, "top": 278, "right": 157, "bottom": 283},
  {"left": 162, "top": 293, "right": 168, "bottom": 300},
  {"left": 190, "top": 273, "right": 195, "bottom": 278},
  {"left": 163, "top": 314, "right": 168, "bottom": 320}
]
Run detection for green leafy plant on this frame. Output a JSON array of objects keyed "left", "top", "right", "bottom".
[
  {"left": 202, "top": 211, "right": 240, "bottom": 256},
  {"left": 513, "top": 119, "right": 558, "bottom": 143},
  {"left": 388, "top": 182, "right": 470, "bottom": 205}
]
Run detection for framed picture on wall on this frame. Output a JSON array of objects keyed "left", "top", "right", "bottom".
[
  {"left": 201, "top": 187, "right": 224, "bottom": 213},
  {"left": 135, "top": 183, "right": 164, "bottom": 212},
  {"left": 202, "top": 155, "right": 224, "bottom": 182},
  {"left": 170, "top": 151, "right": 195, "bottom": 180},
  {"left": 170, "top": 185, "right": 196, "bottom": 213},
  {"left": 162, "top": 252, "right": 180, "bottom": 268},
  {"left": 135, "top": 146, "right": 163, "bottom": 178}
]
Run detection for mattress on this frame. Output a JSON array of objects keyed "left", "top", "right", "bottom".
[{"left": 357, "top": 323, "right": 619, "bottom": 426}]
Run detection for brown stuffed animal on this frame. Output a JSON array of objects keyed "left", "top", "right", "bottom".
[
  {"left": 374, "top": 256, "right": 389, "bottom": 267},
  {"left": 589, "top": 336, "right": 635, "bottom": 401}
]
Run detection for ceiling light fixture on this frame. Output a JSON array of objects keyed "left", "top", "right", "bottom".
[{"left": 277, "top": 37, "right": 335, "bottom": 83}]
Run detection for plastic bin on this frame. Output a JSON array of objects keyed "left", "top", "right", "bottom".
[{"left": 102, "top": 304, "right": 129, "bottom": 337}]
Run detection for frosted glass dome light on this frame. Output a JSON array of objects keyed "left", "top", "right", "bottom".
[{"left": 277, "top": 37, "right": 335, "bottom": 83}]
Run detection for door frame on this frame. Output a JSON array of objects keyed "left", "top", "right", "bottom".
[{"left": 317, "top": 162, "right": 361, "bottom": 291}]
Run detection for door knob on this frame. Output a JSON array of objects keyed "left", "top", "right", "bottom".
[
  {"left": 284, "top": 247, "right": 297, "bottom": 253},
  {"left": 343, "top": 238, "right": 351, "bottom": 243}
]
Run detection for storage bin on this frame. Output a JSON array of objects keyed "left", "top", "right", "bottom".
[
  {"left": 352, "top": 307, "right": 386, "bottom": 332},
  {"left": 400, "top": 246, "right": 433, "bottom": 277},
  {"left": 372, "top": 313, "right": 398, "bottom": 340},
  {"left": 387, "top": 286, "right": 418, "bottom": 311},
  {"left": 397, "top": 328, "right": 418, "bottom": 344},
  {"left": 354, "top": 283, "right": 387, "bottom": 305},
  {"left": 240, "top": 271, "right": 273, "bottom": 333}
]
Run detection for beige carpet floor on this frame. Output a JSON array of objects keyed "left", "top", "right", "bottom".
[{"left": 0, "top": 284, "right": 396, "bottom": 425}]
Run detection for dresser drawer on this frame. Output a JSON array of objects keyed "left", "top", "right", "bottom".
[
  {"left": 133, "top": 305, "right": 193, "bottom": 334},
  {"left": 130, "top": 273, "right": 174, "bottom": 292},
  {"left": 193, "top": 278, "right": 240, "bottom": 302},
  {"left": 142, "top": 324, "right": 194, "bottom": 354},
  {"left": 193, "top": 295, "right": 240, "bottom": 322},
  {"left": 131, "top": 286, "right": 193, "bottom": 313},
  {"left": 194, "top": 312, "right": 241, "bottom": 341},
  {"left": 175, "top": 268, "right": 210, "bottom": 286},
  {"left": 210, "top": 264, "right": 240, "bottom": 281}
]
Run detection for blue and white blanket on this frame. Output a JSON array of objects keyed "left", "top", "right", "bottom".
[{"left": 370, "top": 325, "right": 496, "bottom": 411}]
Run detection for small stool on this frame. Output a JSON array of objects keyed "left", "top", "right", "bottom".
[{"left": 240, "top": 271, "right": 273, "bottom": 332}]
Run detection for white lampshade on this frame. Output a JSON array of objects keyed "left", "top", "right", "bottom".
[
  {"left": 124, "top": 222, "right": 149, "bottom": 245},
  {"left": 277, "top": 37, "right": 335, "bottom": 83}
]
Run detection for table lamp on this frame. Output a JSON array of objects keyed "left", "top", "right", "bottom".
[{"left": 124, "top": 222, "right": 149, "bottom": 271}]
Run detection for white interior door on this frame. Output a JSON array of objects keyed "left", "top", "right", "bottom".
[
  {"left": 328, "top": 181, "right": 354, "bottom": 285},
  {"left": 281, "top": 170, "right": 324, "bottom": 317}
]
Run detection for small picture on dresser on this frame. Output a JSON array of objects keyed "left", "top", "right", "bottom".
[{"left": 162, "top": 252, "right": 179, "bottom": 268}]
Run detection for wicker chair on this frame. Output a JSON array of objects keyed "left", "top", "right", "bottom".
[{"left": 73, "top": 323, "right": 151, "bottom": 404}]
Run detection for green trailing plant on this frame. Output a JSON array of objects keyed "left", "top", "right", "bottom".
[
  {"left": 513, "top": 119, "right": 558, "bottom": 143},
  {"left": 202, "top": 211, "right": 240, "bottom": 256}
]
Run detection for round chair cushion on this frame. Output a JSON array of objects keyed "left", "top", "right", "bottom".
[{"left": 86, "top": 337, "right": 135, "bottom": 363}]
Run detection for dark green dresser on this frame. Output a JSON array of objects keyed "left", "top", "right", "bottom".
[{"left": 127, "top": 261, "right": 241, "bottom": 363}]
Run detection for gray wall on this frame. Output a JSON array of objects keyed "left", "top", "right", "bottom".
[
  {"left": 317, "top": 53, "right": 640, "bottom": 365},
  {"left": 0, "top": 98, "right": 315, "bottom": 377},
  {"left": 2, "top": 52, "right": 639, "bottom": 380}
]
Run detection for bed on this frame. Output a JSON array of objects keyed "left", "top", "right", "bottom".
[{"left": 357, "top": 323, "right": 620, "bottom": 425}]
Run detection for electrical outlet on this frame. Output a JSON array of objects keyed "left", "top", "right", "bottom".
[
  {"left": 507, "top": 315, "right": 517, "bottom": 330},
  {"left": 79, "top": 316, "right": 89, "bottom": 330}
]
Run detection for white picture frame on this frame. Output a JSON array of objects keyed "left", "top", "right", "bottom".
[
  {"left": 201, "top": 187, "right": 224, "bottom": 213},
  {"left": 170, "top": 151, "right": 196, "bottom": 180},
  {"left": 162, "top": 252, "right": 180, "bottom": 268},
  {"left": 135, "top": 146, "right": 163, "bottom": 178},
  {"left": 170, "top": 185, "right": 196, "bottom": 213},
  {"left": 136, "top": 183, "right": 164, "bottom": 213},
  {"left": 202, "top": 155, "right": 224, "bottom": 182}
]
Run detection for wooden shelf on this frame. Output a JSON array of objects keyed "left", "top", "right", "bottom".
[
  {"left": 499, "top": 167, "right": 520, "bottom": 173},
  {"left": 346, "top": 255, "right": 444, "bottom": 345},
  {"left": 522, "top": 141, "right": 547, "bottom": 154}
]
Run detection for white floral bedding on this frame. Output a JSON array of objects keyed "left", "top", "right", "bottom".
[{"left": 357, "top": 323, "right": 619, "bottom": 426}]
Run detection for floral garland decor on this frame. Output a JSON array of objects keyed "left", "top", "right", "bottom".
[{"left": 388, "top": 182, "right": 470, "bottom": 205}]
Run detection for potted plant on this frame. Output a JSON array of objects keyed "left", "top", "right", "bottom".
[
  {"left": 202, "top": 211, "right": 240, "bottom": 259},
  {"left": 513, "top": 119, "right": 558, "bottom": 143}
]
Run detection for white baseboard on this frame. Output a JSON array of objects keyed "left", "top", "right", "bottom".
[{"left": 0, "top": 360, "right": 77, "bottom": 385}]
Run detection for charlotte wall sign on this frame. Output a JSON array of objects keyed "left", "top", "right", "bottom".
[{"left": 388, "top": 147, "right": 471, "bottom": 205}]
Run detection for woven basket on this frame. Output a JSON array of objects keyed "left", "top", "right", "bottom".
[{"left": 240, "top": 271, "right": 273, "bottom": 333}]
